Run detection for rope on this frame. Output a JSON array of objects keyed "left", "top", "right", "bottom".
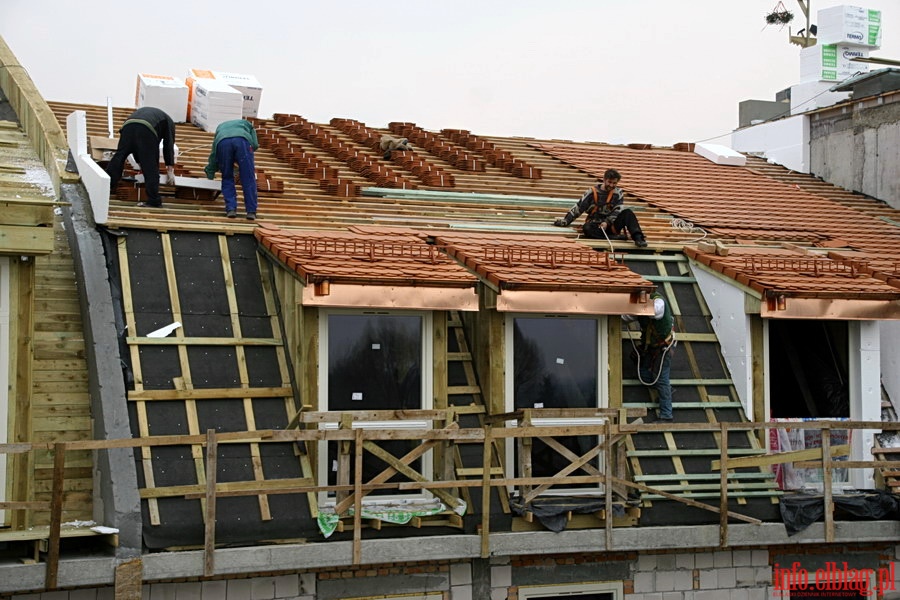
[{"left": 671, "top": 217, "right": 708, "bottom": 244}]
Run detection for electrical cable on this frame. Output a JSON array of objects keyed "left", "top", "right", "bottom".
[
  {"left": 694, "top": 70, "right": 866, "bottom": 145},
  {"left": 625, "top": 320, "right": 677, "bottom": 386}
]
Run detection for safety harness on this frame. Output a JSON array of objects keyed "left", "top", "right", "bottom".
[{"left": 587, "top": 186, "right": 616, "bottom": 219}]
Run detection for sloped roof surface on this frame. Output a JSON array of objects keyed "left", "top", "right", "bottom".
[
  {"left": 255, "top": 224, "right": 475, "bottom": 287},
  {"left": 47, "top": 101, "right": 900, "bottom": 302},
  {"left": 432, "top": 230, "right": 652, "bottom": 293},
  {"left": 684, "top": 245, "right": 900, "bottom": 300}
]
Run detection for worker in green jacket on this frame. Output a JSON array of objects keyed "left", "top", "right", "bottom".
[
  {"left": 624, "top": 291, "right": 676, "bottom": 421},
  {"left": 204, "top": 119, "right": 260, "bottom": 220}
]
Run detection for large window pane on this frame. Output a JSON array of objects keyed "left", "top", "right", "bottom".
[
  {"left": 512, "top": 317, "right": 601, "bottom": 489},
  {"left": 327, "top": 314, "right": 422, "bottom": 411},
  {"left": 322, "top": 313, "right": 428, "bottom": 500},
  {"left": 513, "top": 317, "right": 597, "bottom": 409}
]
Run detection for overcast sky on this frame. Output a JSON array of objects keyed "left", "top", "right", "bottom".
[{"left": 2, "top": 1, "right": 897, "bottom": 146}]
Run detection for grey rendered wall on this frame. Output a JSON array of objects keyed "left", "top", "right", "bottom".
[{"left": 809, "top": 100, "right": 900, "bottom": 209}]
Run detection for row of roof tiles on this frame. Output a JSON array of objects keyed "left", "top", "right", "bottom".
[{"left": 44, "top": 101, "right": 900, "bottom": 307}]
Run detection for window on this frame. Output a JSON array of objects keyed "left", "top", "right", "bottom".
[
  {"left": 506, "top": 315, "right": 608, "bottom": 493},
  {"left": 317, "top": 311, "right": 433, "bottom": 504},
  {"left": 518, "top": 581, "right": 622, "bottom": 599},
  {"left": 769, "top": 320, "right": 849, "bottom": 419},
  {"left": 768, "top": 320, "right": 852, "bottom": 491}
]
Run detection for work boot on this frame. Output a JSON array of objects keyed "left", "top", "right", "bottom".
[
  {"left": 634, "top": 234, "right": 648, "bottom": 248},
  {"left": 226, "top": 209, "right": 237, "bottom": 218}
]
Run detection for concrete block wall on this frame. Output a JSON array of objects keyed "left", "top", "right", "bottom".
[
  {"left": 626, "top": 549, "right": 772, "bottom": 600},
  {"left": 5, "top": 544, "right": 899, "bottom": 600}
]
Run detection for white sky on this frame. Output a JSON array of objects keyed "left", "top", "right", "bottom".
[{"left": 2, "top": 1, "right": 897, "bottom": 146}]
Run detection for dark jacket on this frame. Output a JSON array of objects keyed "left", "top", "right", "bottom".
[
  {"left": 558, "top": 184, "right": 625, "bottom": 227},
  {"left": 121, "top": 107, "right": 176, "bottom": 166}
]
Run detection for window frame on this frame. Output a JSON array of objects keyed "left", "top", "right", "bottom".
[
  {"left": 316, "top": 309, "right": 434, "bottom": 506},
  {"left": 504, "top": 313, "right": 609, "bottom": 496},
  {"left": 518, "top": 581, "right": 623, "bottom": 599}
]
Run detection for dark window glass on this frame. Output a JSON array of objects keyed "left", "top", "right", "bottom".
[
  {"left": 513, "top": 317, "right": 598, "bottom": 410},
  {"left": 328, "top": 314, "right": 422, "bottom": 411},
  {"left": 325, "top": 314, "right": 424, "bottom": 497},
  {"left": 513, "top": 317, "right": 600, "bottom": 487}
]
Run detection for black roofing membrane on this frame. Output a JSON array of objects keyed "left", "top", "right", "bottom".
[{"left": 119, "top": 230, "right": 310, "bottom": 548}]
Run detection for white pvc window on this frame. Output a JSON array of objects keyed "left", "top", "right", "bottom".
[
  {"left": 317, "top": 310, "right": 433, "bottom": 505},
  {"left": 505, "top": 314, "right": 608, "bottom": 494},
  {"left": 519, "top": 581, "right": 623, "bottom": 599}
]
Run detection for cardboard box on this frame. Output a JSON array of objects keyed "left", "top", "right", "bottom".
[
  {"left": 185, "top": 68, "right": 216, "bottom": 121},
  {"left": 135, "top": 73, "right": 189, "bottom": 123},
  {"left": 185, "top": 68, "right": 263, "bottom": 119},
  {"left": 817, "top": 5, "right": 881, "bottom": 48},
  {"left": 799, "top": 43, "right": 869, "bottom": 82},
  {"left": 210, "top": 71, "right": 263, "bottom": 118},
  {"left": 190, "top": 79, "right": 243, "bottom": 133}
]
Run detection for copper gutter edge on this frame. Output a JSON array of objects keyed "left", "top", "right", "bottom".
[
  {"left": 761, "top": 297, "right": 900, "bottom": 320},
  {"left": 301, "top": 283, "right": 478, "bottom": 311},
  {"left": 493, "top": 289, "right": 654, "bottom": 315}
]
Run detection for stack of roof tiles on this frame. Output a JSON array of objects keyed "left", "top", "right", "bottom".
[
  {"left": 442, "top": 128, "right": 542, "bottom": 179},
  {"left": 330, "top": 117, "right": 455, "bottom": 187},
  {"left": 389, "top": 122, "right": 487, "bottom": 172}
]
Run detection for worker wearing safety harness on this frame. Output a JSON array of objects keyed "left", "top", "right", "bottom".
[
  {"left": 553, "top": 168, "right": 648, "bottom": 247},
  {"left": 623, "top": 290, "right": 675, "bottom": 421}
]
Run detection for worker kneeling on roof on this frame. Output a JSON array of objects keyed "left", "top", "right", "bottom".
[{"left": 553, "top": 168, "right": 648, "bottom": 248}]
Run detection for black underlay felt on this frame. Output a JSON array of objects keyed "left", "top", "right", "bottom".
[
  {"left": 117, "top": 229, "right": 312, "bottom": 549},
  {"left": 510, "top": 495, "right": 627, "bottom": 532}
]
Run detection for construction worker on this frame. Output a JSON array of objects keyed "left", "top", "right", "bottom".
[
  {"left": 106, "top": 106, "right": 177, "bottom": 208},
  {"left": 204, "top": 119, "right": 260, "bottom": 220},
  {"left": 623, "top": 290, "right": 675, "bottom": 421},
  {"left": 553, "top": 168, "right": 648, "bottom": 247}
]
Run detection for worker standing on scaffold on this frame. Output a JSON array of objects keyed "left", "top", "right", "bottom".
[{"left": 623, "top": 290, "right": 676, "bottom": 422}]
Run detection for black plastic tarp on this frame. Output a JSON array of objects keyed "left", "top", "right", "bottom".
[
  {"left": 510, "top": 495, "right": 626, "bottom": 532},
  {"left": 780, "top": 490, "right": 900, "bottom": 536}
]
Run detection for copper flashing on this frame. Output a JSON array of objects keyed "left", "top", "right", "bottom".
[
  {"left": 761, "top": 297, "right": 900, "bottom": 320},
  {"left": 301, "top": 283, "right": 478, "bottom": 311},
  {"left": 493, "top": 289, "right": 655, "bottom": 315}
]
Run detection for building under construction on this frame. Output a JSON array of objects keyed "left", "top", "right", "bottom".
[{"left": 1, "top": 35, "right": 900, "bottom": 600}]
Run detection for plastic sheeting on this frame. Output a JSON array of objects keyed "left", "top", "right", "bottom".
[
  {"left": 780, "top": 490, "right": 900, "bottom": 536},
  {"left": 510, "top": 495, "right": 626, "bottom": 532}
]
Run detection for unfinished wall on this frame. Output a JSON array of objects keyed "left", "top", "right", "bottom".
[
  {"left": 809, "top": 98, "right": 900, "bottom": 208},
  {"left": 5, "top": 544, "right": 900, "bottom": 600}
]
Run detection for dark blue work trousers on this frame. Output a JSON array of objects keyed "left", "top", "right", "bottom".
[{"left": 217, "top": 137, "right": 258, "bottom": 213}]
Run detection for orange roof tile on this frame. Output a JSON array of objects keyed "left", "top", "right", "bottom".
[
  {"left": 432, "top": 232, "right": 655, "bottom": 314},
  {"left": 254, "top": 224, "right": 474, "bottom": 288},
  {"left": 686, "top": 245, "right": 900, "bottom": 319},
  {"left": 48, "top": 101, "right": 900, "bottom": 307}
]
